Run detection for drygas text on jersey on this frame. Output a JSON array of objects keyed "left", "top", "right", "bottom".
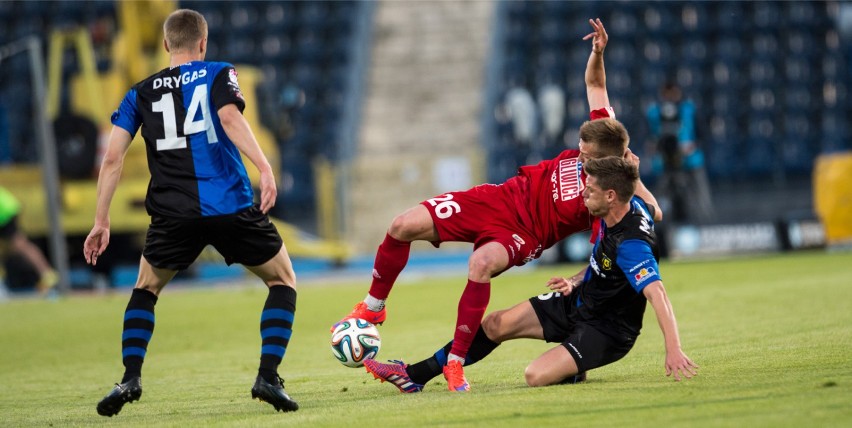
[{"left": 153, "top": 69, "right": 207, "bottom": 89}]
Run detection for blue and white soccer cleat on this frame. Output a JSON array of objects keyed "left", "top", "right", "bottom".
[{"left": 364, "top": 359, "right": 424, "bottom": 393}]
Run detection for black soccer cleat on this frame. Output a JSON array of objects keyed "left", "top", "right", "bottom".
[
  {"left": 251, "top": 375, "right": 299, "bottom": 412},
  {"left": 97, "top": 377, "right": 142, "bottom": 417}
]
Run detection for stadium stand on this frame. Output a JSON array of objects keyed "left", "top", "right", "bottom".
[
  {"left": 0, "top": 0, "right": 367, "bottom": 234},
  {"left": 484, "top": 1, "right": 850, "bottom": 223}
]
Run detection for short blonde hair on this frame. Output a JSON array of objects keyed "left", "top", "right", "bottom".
[
  {"left": 163, "top": 9, "right": 208, "bottom": 52},
  {"left": 578, "top": 118, "right": 630, "bottom": 158}
]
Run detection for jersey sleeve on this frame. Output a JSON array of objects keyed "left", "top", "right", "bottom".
[
  {"left": 110, "top": 88, "right": 142, "bottom": 137},
  {"left": 210, "top": 65, "right": 246, "bottom": 113},
  {"left": 616, "top": 239, "right": 661, "bottom": 293},
  {"left": 590, "top": 107, "right": 615, "bottom": 120}
]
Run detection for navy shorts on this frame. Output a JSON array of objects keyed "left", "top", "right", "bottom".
[
  {"left": 529, "top": 292, "right": 636, "bottom": 373},
  {"left": 142, "top": 206, "right": 283, "bottom": 270}
]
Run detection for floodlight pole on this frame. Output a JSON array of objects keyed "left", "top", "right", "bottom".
[{"left": 28, "top": 36, "right": 70, "bottom": 294}]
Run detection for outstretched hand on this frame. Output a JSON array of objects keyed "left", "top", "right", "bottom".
[
  {"left": 666, "top": 349, "right": 699, "bottom": 381},
  {"left": 84, "top": 224, "right": 110, "bottom": 266},
  {"left": 582, "top": 18, "right": 608, "bottom": 53},
  {"left": 546, "top": 276, "right": 578, "bottom": 295}
]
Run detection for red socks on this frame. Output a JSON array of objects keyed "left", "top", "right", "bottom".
[
  {"left": 368, "top": 233, "right": 411, "bottom": 300},
  {"left": 450, "top": 279, "right": 491, "bottom": 359}
]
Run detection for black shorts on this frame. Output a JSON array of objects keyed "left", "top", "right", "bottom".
[
  {"left": 142, "top": 206, "right": 283, "bottom": 271},
  {"left": 0, "top": 215, "right": 19, "bottom": 239},
  {"left": 529, "top": 292, "right": 636, "bottom": 373}
]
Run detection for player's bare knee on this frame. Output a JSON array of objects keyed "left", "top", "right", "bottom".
[
  {"left": 524, "top": 365, "right": 548, "bottom": 387},
  {"left": 481, "top": 311, "right": 507, "bottom": 342},
  {"left": 387, "top": 214, "right": 407, "bottom": 238},
  {"left": 468, "top": 254, "right": 500, "bottom": 281}
]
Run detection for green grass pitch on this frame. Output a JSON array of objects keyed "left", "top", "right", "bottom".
[{"left": 1, "top": 250, "right": 850, "bottom": 427}]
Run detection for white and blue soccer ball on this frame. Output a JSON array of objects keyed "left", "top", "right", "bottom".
[{"left": 331, "top": 318, "right": 381, "bottom": 368}]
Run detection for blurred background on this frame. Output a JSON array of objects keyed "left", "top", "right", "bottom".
[{"left": 0, "top": 0, "right": 850, "bottom": 295}]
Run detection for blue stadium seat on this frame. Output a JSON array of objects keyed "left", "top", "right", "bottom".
[
  {"left": 642, "top": 38, "right": 675, "bottom": 67},
  {"left": 607, "top": 43, "right": 637, "bottom": 68},
  {"left": 262, "top": 1, "right": 297, "bottom": 35},
  {"left": 750, "top": 34, "right": 779, "bottom": 59},
  {"left": 712, "top": 1, "right": 747, "bottom": 33},
  {"left": 745, "top": 139, "right": 774, "bottom": 177},
  {"left": 641, "top": 4, "right": 678, "bottom": 35},
  {"left": 820, "top": 113, "right": 850, "bottom": 153},
  {"left": 783, "top": 84, "right": 814, "bottom": 112},
  {"left": 229, "top": 3, "right": 260, "bottom": 33},
  {"left": 679, "top": 37, "right": 708, "bottom": 65},
  {"left": 295, "top": 29, "right": 324, "bottom": 65},
  {"left": 224, "top": 36, "right": 258, "bottom": 65},
  {"left": 260, "top": 31, "right": 293, "bottom": 64},
  {"left": 748, "top": 59, "right": 778, "bottom": 86},
  {"left": 786, "top": 1, "right": 819, "bottom": 26},
  {"left": 609, "top": 9, "right": 639, "bottom": 37},
  {"left": 299, "top": 1, "right": 330, "bottom": 32},
  {"left": 186, "top": 0, "right": 228, "bottom": 28},
  {"left": 713, "top": 36, "right": 745, "bottom": 65},
  {"left": 680, "top": 2, "right": 712, "bottom": 34}
]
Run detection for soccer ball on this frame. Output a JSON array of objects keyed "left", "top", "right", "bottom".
[{"left": 330, "top": 318, "right": 381, "bottom": 368}]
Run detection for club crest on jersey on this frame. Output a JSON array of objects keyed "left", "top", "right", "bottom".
[
  {"left": 602, "top": 254, "right": 612, "bottom": 270},
  {"left": 551, "top": 158, "right": 584, "bottom": 202},
  {"left": 228, "top": 68, "right": 244, "bottom": 100}
]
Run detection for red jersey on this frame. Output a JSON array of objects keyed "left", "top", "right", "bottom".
[{"left": 507, "top": 107, "right": 614, "bottom": 249}]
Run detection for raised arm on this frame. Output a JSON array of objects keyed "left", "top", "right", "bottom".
[
  {"left": 583, "top": 18, "right": 609, "bottom": 111},
  {"left": 218, "top": 103, "right": 277, "bottom": 214},
  {"left": 642, "top": 280, "right": 699, "bottom": 381},
  {"left": 84, "top": 126, "right": 133, "bottom": 265}
]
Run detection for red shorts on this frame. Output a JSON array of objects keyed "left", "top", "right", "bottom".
[{"left": 420, "top": 183, "right": 542, "bottom": 268}]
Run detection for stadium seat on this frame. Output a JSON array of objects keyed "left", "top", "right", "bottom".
[{"left": 753, "top": 2, "right": 781, "bottom": 29}]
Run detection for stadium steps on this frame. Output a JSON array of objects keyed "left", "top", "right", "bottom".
[{"left": 349, "top": 0, "right": 493, "bottom": 253}]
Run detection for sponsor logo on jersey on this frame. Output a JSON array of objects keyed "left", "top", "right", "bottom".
[
  {"left": 152, "top": 68, "right": 207, "bottom": 89},
  {"left": 512, "top": 234, "right": 526, "bottom": 246},
  {"left": 228, "top": 68, "right": 244, "bottom": 100},
  {"left": 631, "top": 259, "right": 651, "bottom": 271},
  {"left": 522, "top": 244, "right": 543, "bottom": 264},
  {"left": 553, "top": 158, "right": 583, "bottom": 202},
  {"left": 633, "top": 266, "right": 657, "bottom": 284}
]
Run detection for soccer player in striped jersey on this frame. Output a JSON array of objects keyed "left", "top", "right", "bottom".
[{"left": 85, "top": 9, "right": 298, "bottom": 415}]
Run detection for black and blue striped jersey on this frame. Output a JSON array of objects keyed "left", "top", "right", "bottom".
[
  {"left": 574, "top": 196, "right": 661, "bottom": 336},
  {"left": 111, "top": 61, "right": 253, "bottom": 218}
]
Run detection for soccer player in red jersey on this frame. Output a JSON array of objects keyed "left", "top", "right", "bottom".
[{"left": 334, "top": 18, "right": 660, "bottom": 391}]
